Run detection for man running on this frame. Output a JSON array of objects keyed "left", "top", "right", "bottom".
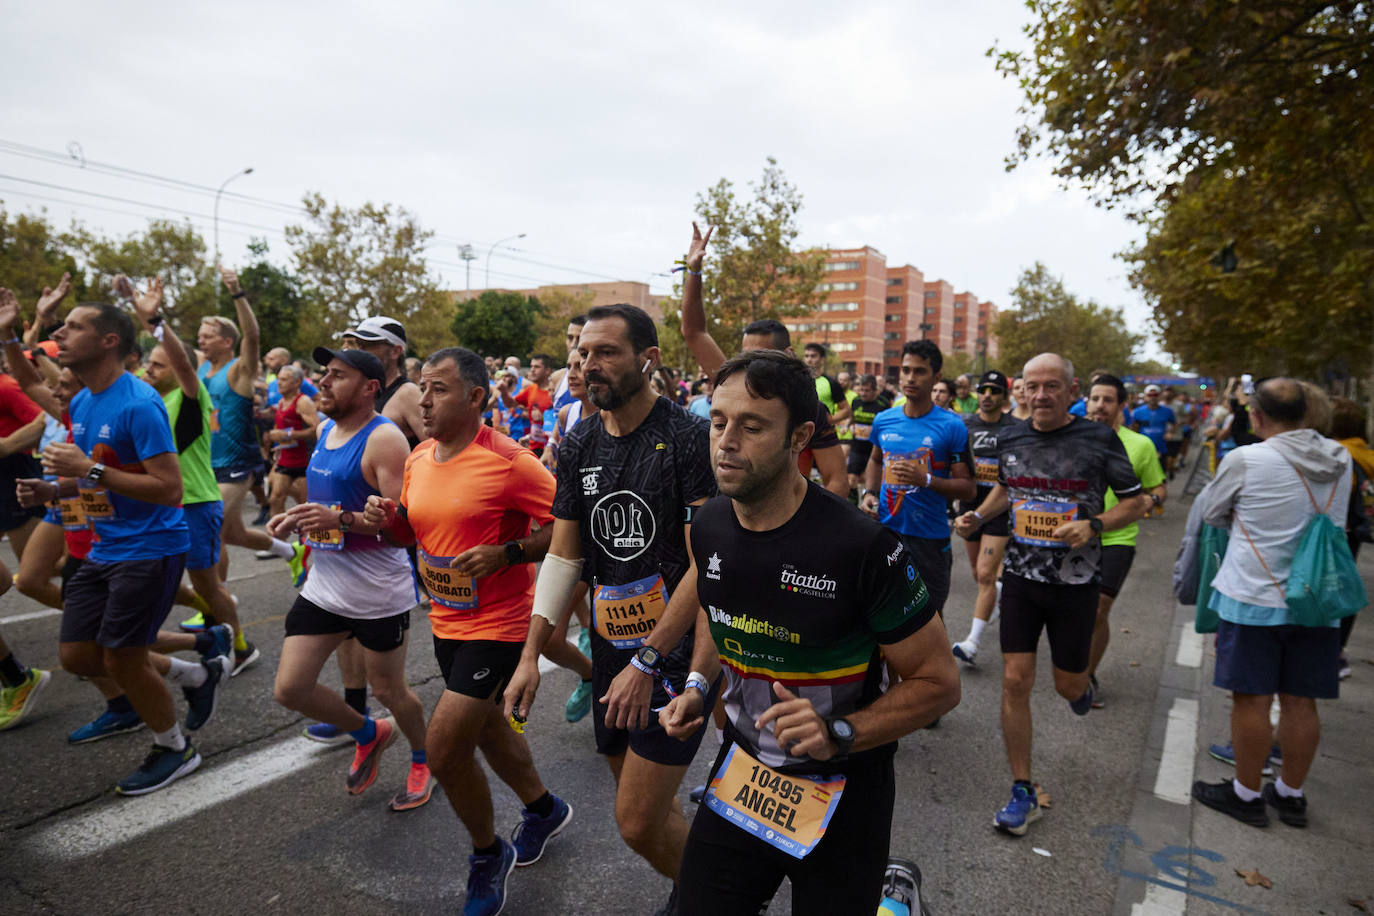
[
  {"left": 268, "top": 346, "right": 429, "bottom": 807},
  {"left": 657, "top": 349, "right": 960, "bottom": 913},
  {"left": 1130, "top": 384, "right": 1177, "bottom": 477},
  {"left": 512, "top": 354, "right": 554, "bottom": 455},
  {"left": 196, "top": 267, "right": 305, "bottom": 592},
  {"left": 845, "top": 374, "right": 892, "bottom": 493},
  {"left": 952, "top": 353, "right": 1147, "bottom": 836},
  {"left": 503, "top": 304, "right": 717, "bottom": 915},
  {"left": 1083, "top": 374, "right": 1166, "bottom": 706},
  {"left": 951, "top": 370, "right": 1020, "bottom": 665},
  {"left": 802, "top": 342, "right": 852, "bottom": 428},
  {"left": 861, "top": 340, "right": 976, "bottom": 626},
  {"left": 362, "top": 346, "right": 571, "bottom": 916},
  {"left": 339, "top": 317, "right": 423, "bottom": 449}
]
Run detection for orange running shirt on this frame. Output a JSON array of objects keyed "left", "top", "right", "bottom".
[{"left": 401, "top": 425, "right": 556, "bottom": 642}]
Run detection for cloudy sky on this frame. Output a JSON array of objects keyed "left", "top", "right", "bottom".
[{"left": 1, "top": 1, "right": 1165, "bottom": 360}]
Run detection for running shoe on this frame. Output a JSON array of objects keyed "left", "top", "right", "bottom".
[
  {"left": 1068, "top": 681, "right": 1094, "bottom": 716},
  {"left": 115, "top": 741, "right": 202, "bottom": 796},
  {"left": 1207, "top": 742, "right": 1278, "bottom": 776},
  {"left": 652, "top": 884, "right": 679, "bottom": 916},
  {"left": 464, "top": 837, "right": 516, "bottom": 916},
  {"left": 1261, "top": 782, "right": 1308, "bottom": 828},
  {"left": 179, "top": 611, "right": 207, "bottom": 632},
  {"left": 203, "top": 624, "right": 234, "bottom": 662},
  {"left": 1090, "top": 674, "right": 1105, "bottom": 709},
  {"left": 1338, "top": 653, "right": 1352, "bottom": 680},
  {"left": 304, "top": 706, "right": 370, "bottom": 744},
  {"left": 184, "top": 655, "right": 229, "bottom": 731},
  {"left": 513, "top": 794, "right": 572, "bottom": 865},
  {"left": 389, "top": 762, "right": 435, "bottom": 812},
  {"left": 232, "top": 642, "right": 261, "bottom": 678},
  {"left": 882, "top": 857, "right": 932, "bottom": 916},
  {"left": 254, "top": 548, "right": 276, "bottom": 560},
  {"left": 289, "top": 542, "right": 310, "bottom": 588},
  {"left": 993, "top": 782, "right": 1041, "bottom": 836},
  {"left": 1191, "top": 779, "right": 1268, "bottom": 827},
  {"left": 346, "top": 717, "right": 396, "bottom": 795},
  {"left": 0, "top": 668, "right": 50, "bottom": 731},
  {"left": 951, "top": 640, "right": 977, "bottom": 665},
  {"left": 564, "top": 680, "right": 593, "bottom": 723},
  {"left": 253, "top": 505, "right": 271, "bottom": 526},
  {"left": 69, "top": 708, "right": 145, "bottom": 744}
]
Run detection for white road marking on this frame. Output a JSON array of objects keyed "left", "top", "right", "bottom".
[
  {"left": 1130, "top": 872, "right": 1187, "bottom": 915},
  {"left": 0, "top": 608, "right": 61, "bottom": 625},
  {"left": 1152, "top": 697, "right": 1199, "bottom": 804},
  {"left": 1174, "top": 624, "right": 1203, "bottom": 669}
]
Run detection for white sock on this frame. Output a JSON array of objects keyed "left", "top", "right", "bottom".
[
  {"left": 968, "top": 617, "right": 987, "bottom": 645},
  {"left": 165, "top": 656, "right": 207, "bottom": 688},
  {"left": 269, "top": 539, "right": 295, "bottom": 559},
  {"left": 154, "top": 723, "right": 187, "bottom": 751},
  {"left": 715, "top": 726, "right": 724, "bottom": 746},
  {"left": 1275, "top": 776, "right": 1303, "bottom": 798},
  {"left": 1232, "top": 778, "right": 1261, "bottom": 802}
]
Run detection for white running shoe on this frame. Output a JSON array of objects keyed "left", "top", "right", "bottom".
[{"left": 952, "top": 640, "right": 978, "bottom": 665}]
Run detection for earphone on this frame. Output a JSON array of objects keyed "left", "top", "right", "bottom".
[{"left": 642, "top": 358, "right": 653, "bottom": 373}]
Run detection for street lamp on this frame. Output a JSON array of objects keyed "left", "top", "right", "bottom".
[
  {"left": 485, "top": 233, "right": 526, "bottom": 289},
  {"left": 214, "top": 166, "right": 254, "bottom": 292}
]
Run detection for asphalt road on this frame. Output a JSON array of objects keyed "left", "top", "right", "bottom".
[{"left": 1, "top": 497, "right": 1193, "bottom": 915}]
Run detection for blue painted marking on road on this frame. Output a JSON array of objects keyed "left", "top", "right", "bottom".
[{"left": 1092, "top": 825, "right": 1269, "bottom": 914}]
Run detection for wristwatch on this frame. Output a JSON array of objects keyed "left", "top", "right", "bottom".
[
  {"left": 504, "top": 540, "right": 525, "bottom": 567},
  {"left": 825, "top": 717, "right": 856, "bottom": 757},
  {"left": 85, "top": 462, "right": 105, "bottom": 482},
  {"left": 1088, "top": 516, "right": 1104, "bottom": 534},
  {"left": 339, "top": 510, "right": 355, "bottom": 533},
  {"left": 633, "top": 645, "right": 664, "bottom": 676}
]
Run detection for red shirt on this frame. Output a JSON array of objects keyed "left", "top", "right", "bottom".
[
  {"left": 514, "top": 385, "right": 554, "bottom": 447},
  {"left": 0, "top": 373, "right": 42, "bottom": 437}
]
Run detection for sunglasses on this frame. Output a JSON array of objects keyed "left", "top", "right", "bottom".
[{"left": 976, "top": 386, "right": 1004, "bottom": 395}]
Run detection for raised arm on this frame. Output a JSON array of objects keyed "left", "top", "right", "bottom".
[
  {"left": 220, "top": 266, "right": 260, "bottom": 397},
  {"left": 123, "top": 276, "right": 200, "bottom": 399},
  {"left": 678, "top": 222, "right": 726, "bottom": 379},
  {"left": 25, "top": 272, "right": 71, "bottom": 347},
  {"left": 0, "top": 287, "right": 63, "bottom": 418}
]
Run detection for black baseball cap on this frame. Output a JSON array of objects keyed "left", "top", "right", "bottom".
[
  {"left": 312, "top": 347, "right": 385, "bottom": 385},
  {"left": 977, "top": 370, "right": 1009, "bottom": 392}
]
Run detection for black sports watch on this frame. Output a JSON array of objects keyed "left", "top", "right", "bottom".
[
  {"left": 85, "top": 462, "right": 105, "bottom": 482},
  {"left": 1088, "top": 516, "right": 1104, "bottom": 534},
  {"left": 504, "top": 540, "right": 525, "bottom": 567},
  {"left": 825, "top": 717, "right": 855, "bottom": 757},
  {"left": 635, "top": 645, "right": 663, "bottom": 673},
  {"left": 339, "top": 510, "right": 355, "bottom": 533}
]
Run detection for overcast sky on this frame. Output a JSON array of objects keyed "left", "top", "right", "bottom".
[{"left": 1, "top": 1, "right": 1167, "bottom": 362}]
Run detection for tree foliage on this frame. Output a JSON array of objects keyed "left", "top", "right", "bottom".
[
  {"left": 993, "top": 263, "right": 1143, "bottom": 377},
  {"left": 451, "top": 290, "right": 543, "bottom": 359},
  {"left": 529, "top": 286, "right": 596, "bottom": 365},
  {"left": 0, "top": 206, "right": 88, "bottom": 317}
]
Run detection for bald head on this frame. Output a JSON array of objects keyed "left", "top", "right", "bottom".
[
  {"left": 265, "top": 347, "right": 292, "bottom": 373},
  {"left": 1253, "top": 377, "right": 1307, "bottom": 434},
  {"left": 1020, "top": 352, "right": 1078, "bottom": 431},
  {"left": 1022, "top": 352, "right": 1075, "bottom": 386}
]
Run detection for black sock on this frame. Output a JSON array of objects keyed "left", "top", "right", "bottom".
[
  {"left": 0, "top": 653, "right": 27, "bottom": 688},
  {"left": 525, "top": 791, "right": 555, "bottom": 818},
  {"left": 473, "top": 840, "right": 502, "bottom": 858},
  {"left": 107, "top": 695, "right": 134, "bottom": 715},
  {"left": 344, "top": 687, "right": 367, "bottom": 715},
  {"left": 193, "top": 631, "right": 214, "bottom": 654}
]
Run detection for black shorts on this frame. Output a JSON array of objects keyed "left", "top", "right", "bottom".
[
  {"left": 1165, "top": 441, "right": 1182, "bottom": 457},
  {"left": 433, "top": 637, "right": 524, "bottom": 701},
  {"left": 999, "top": 573, "right": 1097, "bottom": 673},
  {"left": 1098, "top": 545, "right": 1136, "bottom": 599},
  {"left": 272, "top": 464, "right": 308, "bottom": 479},
  {"left": 60, "top": 555, "right": 187, "bottom": 649},
  {"left": 59, "top": 555, "right": 84, "bottom": 602},
  {"left": 214, "top": 462, "right": 265, "bottom": 485},
  {"left": 960, "top": 506, "right": 1010, "bottom": 540},
  {"left": 845, "top": 442, "right": 874, "bottom": 477},
  {"left": 0, "top": 454, "right": 45, "bottom": 531},
  {"left": 284, "top": 594, "right": 410, "bottom": 653},
  {"left": 591, "top": 646, "right": 720, "bottom": 767},
  {"left": 679, "top": 742, "right": 895, "bottom": 916},
  {"left": 1214, "top": 620, "right": 1341, "bottom": 699},
  {"left": 898, "top": 535, "right": 952, "bottom": 617}
]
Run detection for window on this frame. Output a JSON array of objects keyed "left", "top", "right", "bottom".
[
  {"left": 885, "top": 296, "right": 902, "bottom": 305},
  {"left": 830, "top": 341, "right": 857, "bottom": 352},
  {"left": 954, "top": 316, "right": 964, "bottom": 324},
  {"left": 825, "top": 261, "right": 860, "bottom": 272},
  {"left": 824, "top": 321, "right": 859, "bottom": 332},
  {"left": 924, "top": 307, "right": 936, "bottom": 315},
  {"left": 887, "top": 278, "right": 903, "bottom": 286},
  {"left": 885, "top": 314, "right": 903, "bottom": 322},
  {"left": 883, "top": 349, "right": 901, "bottom": 359},
  {"left": 818, "top": 281, "right": 859, "bottom": 292},
  {"left": 883, "top": 331, "right": 900, "bottom": 341},
  {"left": 824, "top": 302, "right": 860, "bottom": 312},
  {"left": 784, "top": 322, "right": 813, "bottom": 333},
  {"left": 924, "top": 291, "right": 937, "bottom": 299}
]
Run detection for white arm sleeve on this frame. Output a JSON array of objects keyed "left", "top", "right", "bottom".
[{"left": 532, "top": 553, "right": 583, "bottom": 625}]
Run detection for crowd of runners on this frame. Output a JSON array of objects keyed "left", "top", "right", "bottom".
[{"left": 0, "top": 222, "right": 1367, "bottom": 916}]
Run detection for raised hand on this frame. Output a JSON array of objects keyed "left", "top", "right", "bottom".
[
  {"left": 129, "top": 276, "right": 164, "bottom": 324},
  {"left": 35, "top": 272, "right": 72, "bottom": 319},
  {"left": 0, "top": 288, "right": 20, "bottom": 336},
  {"left": 219, "top": 265, "right": 241, "bottom": 296},
  {"left": 686, "top": 221, "right": 714, "bottom": 272}
]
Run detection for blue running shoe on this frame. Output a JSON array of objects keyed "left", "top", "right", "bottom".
[
  {"left": 69, "top": 708, "right": 145, "bottom": 744},
  {"left": 115, "top": 741, "right": 201, "bottom": 796},
  {"left": 994, "top": 783, "right": 1041, "bottom": 836},
  {"left": 513, "top": 795, "right": 572, "bottom": 866},
  {"left": 203, "top": 624, "right": 234, "bottom": 662},
  {"left": 184, "top": 656, "right": 229, "bottom": 731},
  {"left": 1207, "top": 742, "right": 1278, "bottom": 776},
  {"left": 564, "top": 680, "right": 592, "bottom": 723},
  {"left": 304, "top": 706, "right": 369, "bottom": 744},
  {"left": 464, "top": 837, "right": 517, "bottom": 916},
  {"left": 1069, "top": 682, "right": 1094, "bottom": 716}
]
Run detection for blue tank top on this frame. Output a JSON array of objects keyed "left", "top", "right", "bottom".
[
  {"left": 306, "top": 415, "right": 393, "bottom": 552},
  {"left": 198, "top": 358, "right": 259, "bottom": 469}
]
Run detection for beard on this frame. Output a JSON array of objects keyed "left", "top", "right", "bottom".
[{"left": 586, "top": 368, "right": 644, "bottom": 410}]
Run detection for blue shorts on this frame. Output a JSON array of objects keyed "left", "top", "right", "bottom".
[
  {"left": 1214, "top": 619, "right": 1341, "bottom": 699},
  {"left": 183, "top": 501, "right": 224, "bottom": 571}
]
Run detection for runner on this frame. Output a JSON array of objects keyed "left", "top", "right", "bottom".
[
  {"left": 860, "top": 340, "right": 976, "bottom": 627},
  {"left": 845, "top": 374, "right": 892, "bottom": 493},
  {"left": 1009, "top": 377, "right": 1032, "bottom": 422},
  {"left": 9, "top": 296, "right": 230, "bottom": 794},
  {"left": 1130, "top": 384, "right": 1177, "bottom": 478},
  {"left": 268, "top": 346, "right": 429, "bottom": 806},
  {"left": 1083, "top": 374, "right": 1166, "bottom": 706},
  {"left": 951, "top": 353, "right": 1147, "bottom": 836},
  {"left": 265, "top": 364, "right": 317, "bottom": 518},
  {"left": 196, "top": 266, "right": 306, "bottom": 593},
  {"left": 503, "top": 304, "right": 718, "bottom": 915},
  {"left": 510, "top": 354, "right": 554, "bottom": 455},
  {"left": 931, "top": 380, "right": 955, "bottom": 412},
  {"left": 951, "top": 374, "right": 977, "bottom": 414},
  {"left": 802, "top": 343, "right": 852, "bottom": 429},
  {"left": 652, "top": 349, "right": 959, "bottom": 913},
  {"left": 361, "top": 346, "right": 571, "bottom": 916},
  {"left": 951, "top": 370, "right": 1020, "bottom": 665},
  {"left": 339, "top": 316, "right": 423, "bottom": 449},
  {"left": 541, "top": 315, "right": 587, "bottom": 470},
  {"left": 0, "top": 348, "right": 48, "bottom": 563}
]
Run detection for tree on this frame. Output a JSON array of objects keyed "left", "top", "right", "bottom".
[
  {"left": 0, "top": 207, "right": 88, "bottom": 317},
  {"left": 285, "top": 193, "right": 453, "bottom": 353},
  {"left": 993, "top": 263, "right": 1143, "bottom": 377},
  {"left": 529, "top": 286, "right": 596, "bottom": 364},
  {"left": 220, "top": 238, "right": 302, "bottom": 354},
  {"left": 451, "top": 290, "right": 542, "bottom": 359},
  {"left": 658, "top": 158, "right": 828, "bottom": 362}
]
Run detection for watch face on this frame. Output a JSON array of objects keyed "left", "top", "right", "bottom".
[
  {"left": 637, "top": 646, "right": 660, "bottom": 666},
  {"left": 832, "top": 718, "right": 854, "bottom": 740}
]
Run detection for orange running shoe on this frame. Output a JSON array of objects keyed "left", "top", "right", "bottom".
[
  {"left": 345, "top": 717, "right": 395, "bottom": 795},
  {"left": 389, "top": 761, "right": 434, "bottom": 811}
]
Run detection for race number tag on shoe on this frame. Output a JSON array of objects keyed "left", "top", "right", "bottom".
[
  {"left": 974, "top": 457, "right": 999, "bottom": 484},
  {"left": 305, "top": 503, "right": 344, "bottom": 552},
  {"left": 1011, "top": 499, "right": 1077, "bottom": 547},
  {"left": 704, "top": 743, "right": 845, "bottom": 860},
  {"left": 416, "top": 549, "right": 478, "bottom": 612},
  {"left": 78, "top": 484, "right": 116, "bottom": 520},
  {"left": 592, "top": 574, "right": 667, "bottom": 649},
  {"left": 59, "top": 495, "right": 88, "bottom": 530}
]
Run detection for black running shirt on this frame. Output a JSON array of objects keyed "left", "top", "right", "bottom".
[{"left": 963, "top": 412, "right": 1021, "bottom": 509}]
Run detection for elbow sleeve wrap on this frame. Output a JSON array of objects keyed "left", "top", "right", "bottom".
[{"left": 532, "top": 553, "right": 583, "bottom": 625}]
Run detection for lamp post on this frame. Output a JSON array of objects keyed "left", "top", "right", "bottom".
[
  {"left": 485, "top": 233, "right": 526, "bottom": 289},
  {"left": 214, "top": 166, "right": 254, "bottom": 292}
]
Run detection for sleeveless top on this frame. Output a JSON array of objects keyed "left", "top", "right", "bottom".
[
  {"left": 376, "top": 374, "right": 420, "bottom": 449},
  {"left": 163, "top": 383, "right": 222, "bottom": 504},
  {"left": 299, "top": 414, "right": 418, "bottom": 618},
  {"left": 197, "top": 358, "right": 259, "bottom": 469},
  {"left": 273, "top": 394, "right": 311, "bottom": 469}
]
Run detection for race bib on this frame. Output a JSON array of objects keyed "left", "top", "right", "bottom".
[
  {"left": 592, "top": 573, "right": 667, "bottom": 649},
  {"left": 704, "top": 742, "right": 846, "bottom": 860},
  {"left": 849, "top": 424, "right": 871, "bottom": 440},
  {"left": 417, "top": 548, "right": 478, "bottom": 612},
  {"left": 881, "top": 449, "right": 929, "bottom": 490},
  {"left": 209, "top": 408, "right": 220, "bottom": 433},
  {"left": 305, "top": 502, "right": 344, "bottom": 551},
  {"left": 78, "top": 485, "right": 116, "bottom": 520},
  {"left": 59, "top": 495, "right": 87, "bottom": 530},
  {"left": 974, "top": 456, "right": 999, "bottom": 484},
  {"left": 1011, "top": 499, "right": 1078, "bottom": 547}
]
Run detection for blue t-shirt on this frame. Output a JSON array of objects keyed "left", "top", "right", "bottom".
[
  {"left": 688, "top": 396, "right": 711, "bottom": 419},
  {"left": 1068, "top": 398, "right": 1087, "bottom": 417},
  {"left": 266, "top": 376, "right": 318, "bottom": 406},
  {"left": 869, "top": 403, "right": 971, "bottom": 538},
  {"left": 70, "top": 373, "right": 189, "bottom": 562},
  {"left": 1131, "top": 404, "right": 1176, "bottom": 453}
]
